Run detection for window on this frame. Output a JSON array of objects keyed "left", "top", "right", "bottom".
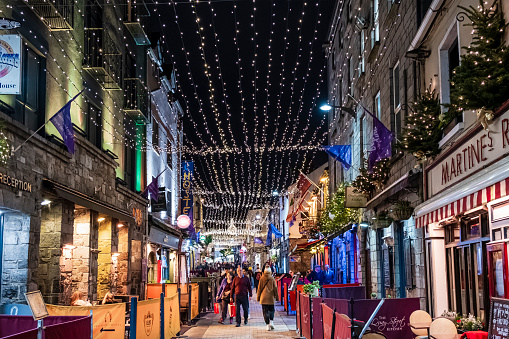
[
  {"left": 362, "top": 115, "right": 370, "bottom": 160},
  {"left": 439, "top": 23, "right": 460, "bottom": 106},
  {"left": 348, "top": 59, "right": 353, "bottom": 95},
  {"left": 359, "top": 30, "right": 365, "bottom": 75},
  {"left": 347, "top": 0, "right": 352, "bottom": 23},
  {"left": 392, "top": 63, "right": 402, "bottom": 139},
  {"left": 374, "top": 91, "right": 381, "bottom": 119},
  {"left": 85, "top": 100, "right": 102, "bottom": 148},
  {"left": 167, "top": 139, "right": 173, "bottom": 170},
  {"left": 371, "top": 0, "right": 380, "bottom": 48},
  {"left": 417, "top": 0, "right": 433, "bottom": 27},
  {"left": 152, "top": 120, "right": 160, "bottom": 153},
  {"left": 0, "top": 44, "right": 46, "bottom": 131},
  {"left": 124, "top": 116, "right": 136, "bottom": 190}
]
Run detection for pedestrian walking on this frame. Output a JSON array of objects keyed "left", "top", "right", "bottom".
[
  {"left": 230, "top": 266, "right": 252, "bottom": 327},
  {"left": 257, "top": 266, "right": 279, "bottom": 331},
  {"left": 324, "top": 264, "right": 335, "bottom": 284},
  {"left": 216, "top": 271, "right": 234, "bottom": 324}
]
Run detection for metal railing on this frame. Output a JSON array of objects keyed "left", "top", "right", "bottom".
[{"left": 26, "top": 0, "right": 74, "bottom": 30}]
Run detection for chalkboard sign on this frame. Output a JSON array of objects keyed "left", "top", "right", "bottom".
[{"left": 488, "top": 297, "right": 509, "bottom": 338}]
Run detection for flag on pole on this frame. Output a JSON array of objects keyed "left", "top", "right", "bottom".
[
  {"left": 270, "top": 224, "right": 283, "bottom": 238},
  {"left": 363, "top": 106, "right": 393, "bottom": 170},
  {"left": 141, "top": 169, "right": 167, "bottom": 201},
  {"left": 254, "top": 237, "right": 263, "bottom": 244},
  {"left": 285, "top": 174, "right": 312, "bottom": 222},
  {"left": 322, "top": 145, "right": 352, "bottom": 170},
  {"left": 49, "top": 91, "right": 83, "bottom": 154},
  {"left": 265, "top": 224, "right": 272, "bottom": 246}
]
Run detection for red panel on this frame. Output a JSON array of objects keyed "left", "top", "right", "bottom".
[{"left": 290, "top": 291, "right": 296, "bottom": 311}]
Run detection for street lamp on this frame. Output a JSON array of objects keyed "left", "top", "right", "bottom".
[{"left": 320, "top": 103, "right": 357, "bottom": 120}]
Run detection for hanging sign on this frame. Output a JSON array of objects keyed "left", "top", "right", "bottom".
[
  {"left": 180, "top": 161, "right": 194, "bottom": 226},
  {"left": 345, "top": 186, "right": 367, "bottom": 208},
  {"left": 0, "top": 34, "right": 21, "bottom": 94}
]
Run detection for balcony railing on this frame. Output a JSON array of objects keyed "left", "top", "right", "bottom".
[
  {"left": 83, "top": 29, "right": 122, "bottom": 90},
  {"left": 25, "top": 0, "right": 74, "bottom": 30},
  {"left": 124, "top": 78, "right": 150, "bottom": 123},
  {"left": 124, "top": 0, "right": 151, "bottom": 45}
]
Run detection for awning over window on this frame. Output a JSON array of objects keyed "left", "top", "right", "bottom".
[{"left": 416, "top": 177, "right": 509, "bottom": 228}]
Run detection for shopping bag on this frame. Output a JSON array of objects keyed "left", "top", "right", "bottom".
[
  {"left": 228, "top": 303, "right": 236, "bottom": 317},
  {"left": 214, "top": 302, "right": 221, "bottom": 314}
]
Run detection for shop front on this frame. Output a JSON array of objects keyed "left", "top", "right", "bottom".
[
  {"left": 147, "top": 215, "right": 180, "bottom": 284},
  {"left": 415, "top": 100, "right": 509, "bottom": 318}
]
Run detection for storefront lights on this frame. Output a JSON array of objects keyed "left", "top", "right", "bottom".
[{"left": 41, "top": 199, "right": 51, "bottom": 206}]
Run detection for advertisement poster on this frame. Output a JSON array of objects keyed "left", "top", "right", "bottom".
[
  {"left": 0, "top": 34, "right": 21, "bottom": 94},
  {"left": 136, "top": 299, "right": 160, "bottom": 339},
  {"left": 46, "top": 303, "right": 125, "bottom": 339}
]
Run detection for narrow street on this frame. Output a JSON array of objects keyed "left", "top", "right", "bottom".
[{"left": 183, "top": 299, "right": 297, "bottom": 339}]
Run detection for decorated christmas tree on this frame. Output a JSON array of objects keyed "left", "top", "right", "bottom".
[
  {"left": 0, "top": 119, "right": 10, "bottom": 166},
  {"left": 318, "top": 184, "right": 359, "bottom": 236},
  {"left": 450, "top": 0, "right": 509, "bottom": 113},
  {"left": 399, "top": 89, "right": 442, "bottom": 161}
]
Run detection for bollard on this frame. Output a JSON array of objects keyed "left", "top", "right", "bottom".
[
  {"left": 130, "top": 297, "right": 137, "bottom": 339},
  {"left": 37, "top": 319, "right": 43, "bottom": 339},
  {"left": 160, "top": 293, "right": 165, "bottom": 339}
]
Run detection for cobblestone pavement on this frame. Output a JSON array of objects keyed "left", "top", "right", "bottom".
[{"left": 181, "top": 297, "right": 298, "bottom": 339}]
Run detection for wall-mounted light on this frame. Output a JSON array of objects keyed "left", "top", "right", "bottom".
[
  {"left": 98, "top": 217, "right": 105, "bottom": 222},
  {"left": 320, "top": 177, "right": 328, "bottom": 183},
  {"left": 360, "top": 222, "right": 369, "bottom": 228},
  {"left": 161, "top": 211, "right": 167, "bottom": 219},
  {"left": 63, "top": 244, "right": 76, "bottom": 250},
  {"left": 41, "top": 199, "right": 51, "bottom": 206},
  {"left": 255, "top": 215, "right": 261, "bottom": 220},
  {"left": 112, "top": 252, "right": 120, "bottom": 257},
  {"left": 117, "top": 223, "right": 124, "bottom": 228}
]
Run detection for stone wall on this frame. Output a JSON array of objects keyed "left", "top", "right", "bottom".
[
  {"left": 116, "top": 226, "right": 129, "bottom": 295},
  {"left": 72, "top": 209, "right": 91, "bottom": 296},
  {"left": 97, "top": 218, "right": 112, "bottom": 301},
  {"left": 1, "top": 212, "right": 30, "bottom": 303}
]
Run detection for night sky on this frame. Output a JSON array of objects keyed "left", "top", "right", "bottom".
[{"left": 149, "top": 0, "right": 333, "bottom": 233}]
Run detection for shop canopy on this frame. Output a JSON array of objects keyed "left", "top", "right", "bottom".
[{"left": 416, "top": 177, "right": 509, "bottom": 228}]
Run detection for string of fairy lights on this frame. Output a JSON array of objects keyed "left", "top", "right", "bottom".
[{"left": 11, "top": 0, "right": 334, "bottom": 244}]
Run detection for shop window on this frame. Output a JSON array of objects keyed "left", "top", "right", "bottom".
[
  {"left": 460, "top": 213, "right": 488, "bottom": 242},
  {"left": 444, "top": 224, "right": 458, "bottom": 244},
  {"left": 404, "top": 237, "right": 415, "bottom": 289},
  {"left": 382, "top": 243, "right": 394, "bottom": 289}
]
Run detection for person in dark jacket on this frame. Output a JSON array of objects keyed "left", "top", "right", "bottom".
[
  {"left": 216, "top": 271, "right": 234, "bottom": 324},
  {"left": 308, "top": 265, "right": 326, "bottom": 285},
  {"left": 230, "top": 266, "right": 252, "bottom": 327},
  {"left": 323, "top": 265, "right": 335, "bottom": 284}
]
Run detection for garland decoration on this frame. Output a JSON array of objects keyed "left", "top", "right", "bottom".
[
  {"left": 449, "top": 0, "right": 509, "bottom": 128},
  {"left": 351, "top": 158, "right": 392, "bottom": 196},
  {"left": 318, "top": 184, "right": 360, "bottom": 236},
  {"left": 399, "top": 89, "right": 442, "bottom": 161},
  {"left": 0, "top": 119, "right": 10, "bottom": 166}
]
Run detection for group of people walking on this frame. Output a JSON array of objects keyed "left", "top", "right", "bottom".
[{"left": 216, "top": 263, "right": 279, "bottom": 331}]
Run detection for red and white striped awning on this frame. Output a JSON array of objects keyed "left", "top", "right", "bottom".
[{"left": 416, "top": 177, "right": 509, "bottom": 228}]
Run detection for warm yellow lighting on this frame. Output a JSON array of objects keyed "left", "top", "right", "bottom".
[
  {"left": 117, "top": 224, "right": 124, "bottom": 228},
  {"left": 98, "top": 217, "right": 105, "bottom": 222},
  {"left": 311, "top": 196, "right": 318, "bottom": 201},
  {"left": 320, "top": 177, "right": 328, "bottom": 183},
  {"left": 63, "top": 244, "right": 76, "bottom": 250}
]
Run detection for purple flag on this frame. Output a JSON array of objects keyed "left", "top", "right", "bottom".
[
  {"left": 254, "top": 237, "right": 263, "bottom": 244},
  {"left": 365, "top": 106, "right": 393, "bottom": 170},
  {"left": 147, "top": 176, "right": 159, "bottom": 201},
  {"left": 49, "top": 92, "right": 83, "bottom": 154}
]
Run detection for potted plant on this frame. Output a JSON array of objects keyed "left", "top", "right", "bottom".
[
  {"left": 372, "top": 210, "right": 393, "bottom": 229},
  {"left": 390, "top": 200, "right": 414, "bottom": 221},
  {"left": 440, "top": 310, "right": 458, "bottom": 323},
  {"left": 303, "top": 280, "right": 321, "bottom": 297}
]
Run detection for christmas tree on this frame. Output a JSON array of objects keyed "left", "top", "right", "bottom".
[
  {"left": 0, "top": 119, "right": 10, "bottom": 166},
  {"left": 450, "top": 0, "right": 509, "bottom": 112},
  {"left": 399, "top": 89, "right": 442, "bottom": 161},
  {"left": 318, "top": 184, "right": 359, "bottom": 236}
]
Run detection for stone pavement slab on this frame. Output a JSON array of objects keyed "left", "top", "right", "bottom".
[{"left": 180, "top": 297, "right": 299, "bottom": 339}]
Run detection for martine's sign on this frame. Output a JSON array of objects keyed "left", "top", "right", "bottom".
[
  {"left": 427, "top": 110, "right": 509, "bottom": 197},
  {"left": 180, "top": 161, "right": 193, "bottom": 225},
  {"left": 0, "top": 34, "right": 21, "bottom": 95}
]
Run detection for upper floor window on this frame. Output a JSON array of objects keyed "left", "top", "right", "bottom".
[
  {"left": 124, "top": 116, "right": 136, "bottom": 191},
  {"left": 152, "top": 120, "right": 160, "bottom": 153},
  {"left": 362, "top": 115, "right": 371, "bottom": 160},
  {"left": 374, "top": 91, "right": 381, "bottom": 119},
  {"left": 371, "top": 0, "right": 380, "bottom": 47},
  {"left": 85, "top": 99, "right": 102, "bottom": 148},
  {"left": 391, "top": 62, "right": 402, "bottom": 139},
  {"left": 359, "top": 30, "right": 365, "bottom": 76},
  {"left": 417, "top": 0, "right": 433, "bottom": 27},
  {"left": 439, "top": 22, "right": 460, "bottom": 106},
  {"left": 0, "top": 43, "right": 45, "bottom": 132}
]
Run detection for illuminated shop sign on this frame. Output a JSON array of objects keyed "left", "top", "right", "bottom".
[{"left": 0, "top": 34, "right": 21, "bottom": 95}]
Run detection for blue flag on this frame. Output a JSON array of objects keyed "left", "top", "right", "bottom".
[
  {"left": 270, "top": 224, "right": 283, "bottom": 238},
  {"left": 266, "top": 224, "right": 272, "bottom": 246},
  {"left": 49, "top": 92, "right": 83, "bottom": 154},
  {"left": 254, "top": 237, "right": 263, "bottom": 244},
  {"left": 322, "top": 145, "right": 352, "bottom": 170}
]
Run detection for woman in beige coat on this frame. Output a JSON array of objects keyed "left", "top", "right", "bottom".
[{"left": 256, "top": 266, "right": 279, "bottom": 331}]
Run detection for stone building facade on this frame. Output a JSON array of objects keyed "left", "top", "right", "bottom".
[
  {"left": 0, "top": 0, "right": 180, "bottom": 305},
  {"left": 325, "top": 0, "right": 430, "bottom": 308}
]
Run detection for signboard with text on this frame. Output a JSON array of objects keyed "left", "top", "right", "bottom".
[
  {"left": 345, "top": 186, "right": 367, "bottom": 208},
  {"left": 181, "top": 161, "right": 194, "bottom": 226},
  {"left": 0, "top": 34, "right": 21, "bottom": 94},
  {"left": 427, "top": 110, "right": 509, "bottom": 197}
]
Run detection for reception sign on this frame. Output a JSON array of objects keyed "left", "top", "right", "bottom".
[
  {"left": 136, "top": 299, "right": 160, "bottom": 339},
  {"left": 46, "top": 303, "right": 125, "bottom": 339},
  {"left": 164, "top": 293, "right": 180, "bottom": 339},
  {"left": 0, "top": 34, "right": 21, "bottom": 94}
]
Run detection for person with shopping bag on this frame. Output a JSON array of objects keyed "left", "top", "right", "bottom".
[
  {"left": 230, "top": 266, "right": 252, "bottom": 327},
  {"left": 257, "top": 266, "right": 279, "bottom": 331},
  {"left": 216, "top": 271, "right": 234, "bottom": 324}
]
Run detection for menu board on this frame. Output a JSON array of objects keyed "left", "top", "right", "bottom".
[{"left": 489, "top": 297, "right": 509, "bottom": 339}]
